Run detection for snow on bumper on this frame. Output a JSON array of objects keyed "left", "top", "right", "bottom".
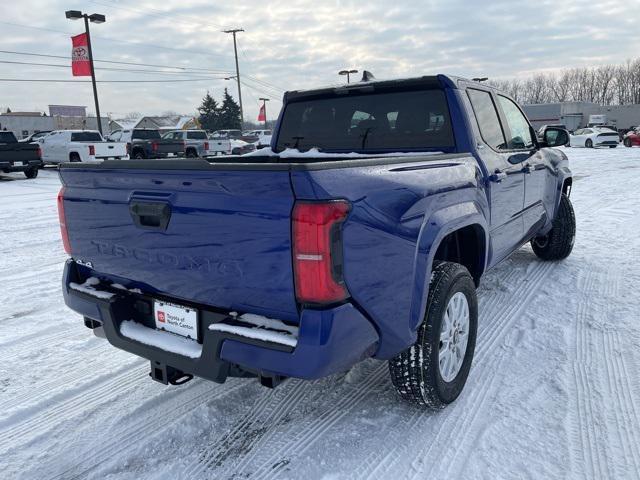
[{"left": 62, "top": 260, "right": 379, "bottom": 382}]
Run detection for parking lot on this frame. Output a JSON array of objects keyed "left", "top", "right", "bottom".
[{"left": 0, "top": 147, "right": 639, "bottom": 479}]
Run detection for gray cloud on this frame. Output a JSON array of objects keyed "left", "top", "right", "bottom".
[{"left": 1, "top": 0, "right": 638, "bottom": 120}]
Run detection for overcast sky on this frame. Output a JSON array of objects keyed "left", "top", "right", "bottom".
[{"left": 1, "top": 0, "right": 637, "bottom": 122}]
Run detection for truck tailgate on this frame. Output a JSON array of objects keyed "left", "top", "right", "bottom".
[
  {"left": 93, "top": 142, "right": 127, "bottom": 158},
  {"left": 59, "top": 164, "right": 299, "bottom": 321},
  {"left": 157, "top": 141, "right": 184, "bottom": 154}
]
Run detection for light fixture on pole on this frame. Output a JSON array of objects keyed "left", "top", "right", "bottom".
[
  {"left": 472, "top": 77, "right": 489, "bottom": 83},
  {"left": 65, "top": 10, "right": 105, "bottom": 134},
  {"left": 338, "top": 69, "right": 358, "bottom": 84}
]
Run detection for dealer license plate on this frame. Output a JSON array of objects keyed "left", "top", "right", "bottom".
[{"left": 154, "top": 300, "right": 198, "bottom": 339}]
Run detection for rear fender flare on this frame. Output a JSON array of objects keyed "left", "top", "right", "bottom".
[{"left": 409, "top": 202, "right": 488, "bottom": 333}]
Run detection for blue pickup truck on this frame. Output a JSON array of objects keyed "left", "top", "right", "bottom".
[{"left": 59, "top": 75, "right": 574, "bottom": 408}]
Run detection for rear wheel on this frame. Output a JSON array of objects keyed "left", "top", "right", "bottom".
[
  {"left": 69, "top": 153, "right": 81, "bottom": 162},
  {"left": 531, "top": 193, "right": 575, "bottom": 261},
  {"left": 585, "top": 139, "right": 593, "bottom": 148},
  {"left": 133, "top": 150, "right": 145, "bottom": 159},
  {"left": 186, "top": 149, "right": 198, "bottom": 158},
  {"left": 24, "top": 167, "right": 38, "bottom": 179},
  {"left": 624, "top": 138, "right": 632, "bottom": 147},
  {"left": 388, "top": 261, "right": 478, "bottom": 409}
]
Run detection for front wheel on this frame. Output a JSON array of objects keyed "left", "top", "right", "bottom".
[
  {"left": 388, "top": 261, "right": 478, "bottom": 409},
  {"left": 531, "top": 193, "right": 575, "bottom": 261},
  {"left": 624, "top": 138, "right": 632, "bottom": 147},
  {"left": 24, "top": 167, "right": 39, "bottom": 179},
  {"left": 585, "top": 139, "right": 593, "bottom": 148}
]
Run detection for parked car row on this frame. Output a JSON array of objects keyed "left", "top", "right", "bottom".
[{"left": 0, "top": 131, "right": 42, "bottom": 178}]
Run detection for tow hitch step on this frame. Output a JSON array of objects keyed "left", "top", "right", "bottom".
[{"left": 149, "top": 361, "right": 193, "bottom": 386}]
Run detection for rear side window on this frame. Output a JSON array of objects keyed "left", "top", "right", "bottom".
[
  {"left": 0, "top": 131, "right": 17, "bottom": 143},
  {"left": 497, "top": 96, "right": 534, "bottom": 149},
  {"left": 71, "top": 132, "right": 102, "bottom": 142},
  {"left": 467, "top": 89, "right": 507, "bottom": 150},
  {"left": 132, "top": 129, "right": 161, "bottom": 140},
  {"left": 186, "top": 131, "right": 207, "bottom": 140},
  {"left": 276, "top": 89, "right": 455, "bottom": 152}
]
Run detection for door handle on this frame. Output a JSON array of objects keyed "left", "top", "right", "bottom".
[
  {"left": 489, "top": 170, "right": 507, "bottom": 183},
  {"left": 522, "top": 164, "right": 532, "bottom": 174}
]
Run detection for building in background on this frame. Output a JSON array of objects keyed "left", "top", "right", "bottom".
[
  {"left": 0, "top": 105, "right": 108, "bottom": 139},
  {"left": 135, "top": 115, "right": 199, "bottom": 134},
  {"left": 524, "top": 102, "right": 640, "bottom": 131},
  {"left": 109, "top": 117, "right": 142, "bottom": 132}
]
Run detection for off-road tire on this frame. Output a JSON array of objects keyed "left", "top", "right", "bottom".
[
  {"left": 24, "top": 167, "right": 38, "bottom": 179},
  {"left": 531, "top": 193, "right": 575, "bottom": 261},
  {"left": 388, "top": 261, "right": 478, "bottom": 409}
]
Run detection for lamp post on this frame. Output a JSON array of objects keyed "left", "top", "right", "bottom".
[
  {"left": 339, "top": 69, "right": 358, "bottom": 84},
  {"left": 259, "top": 97, "right": 269, "bottom": 128},
  {"left": 65, "top": 10, "right": 105, "bottom": 134}
]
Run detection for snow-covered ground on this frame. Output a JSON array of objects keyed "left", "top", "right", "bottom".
[{"left": 1, "top": 148, "right": 639, "bottom": 480}]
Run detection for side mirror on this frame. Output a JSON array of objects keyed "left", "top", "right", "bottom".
[{"left": 542, "top": 127, "right": 569, "bottom": 148}]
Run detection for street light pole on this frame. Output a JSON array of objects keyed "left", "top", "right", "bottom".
[
  {"left": 224, "top": 28, "right": 244, "bottom": 128},
  {"left": 83, "top": 15, "right": 102, "bottom": 134},
  {"left": 259, "top": 97, "right": 269, "bottom": 128},
  {"left": 66, "top": 10, "right": 106, "bottom": 135},
  {"left": 339, "top": 69, "right": 358, "bottom": 84}
]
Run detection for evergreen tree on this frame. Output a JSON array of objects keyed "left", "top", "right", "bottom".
[
  {"left": 197, "top": 91, "right": 220, "bottom": 132},
  {"left": 218, "top": 88, "right": 242, "bottom": 129}
]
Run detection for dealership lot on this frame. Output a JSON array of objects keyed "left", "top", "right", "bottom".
[{"left": 1, "top": 148, "right": 639, "bottom": 479}]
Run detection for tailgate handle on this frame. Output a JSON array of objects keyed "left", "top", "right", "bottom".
[{"left": 129, "top": 202, "right": 171, "bottom": 230}]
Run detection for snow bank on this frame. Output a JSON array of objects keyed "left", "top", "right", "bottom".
[
  {"left": 209, "top": 313, "right": 299, "bottom": 348},
  {"left": 120, "top": 320, "right": 202, "bottom": 359},
  {"left": 69, "top": 277, "right": 114, "bottom": 300}
]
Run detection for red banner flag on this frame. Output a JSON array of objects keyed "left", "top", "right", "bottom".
[
  {"left": 257, "top": 103, "right": 266, "bottom": 122},
  {"left": 71, "top": 33, "right": 91, "bottom": 76}
]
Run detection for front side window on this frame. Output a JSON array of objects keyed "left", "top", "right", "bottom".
[
  {"left": 497, "top": 96, "right": 534, "bottom": 149},
  {"left": 276, "top": 89, "right": 455, "bottom": 152},
  {"left": 467, "top": 89, "right": 507, "bottom": 150}
]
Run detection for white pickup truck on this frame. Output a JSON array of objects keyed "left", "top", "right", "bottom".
[{"left": 39, "top": 130, "right": 128, "bottom": 164}]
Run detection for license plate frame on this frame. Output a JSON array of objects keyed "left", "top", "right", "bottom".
[
  {"left": 14, "top": 161, "right": 24, "bottom": 167},
  {"left": 154, "top": 300, "right": 198, "bottom": 340}
]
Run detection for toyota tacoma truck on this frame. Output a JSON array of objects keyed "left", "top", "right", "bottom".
[
  {"left": 58, "top": 75, "right": 575, "bottom": 408},
  {"left": 107, "top": 128, "right": 185, "bottom": 159},
  {"left": 0, "top": 131, "right": 42, "bottom": 178}
]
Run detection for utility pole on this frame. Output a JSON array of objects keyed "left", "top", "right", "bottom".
[
  {"left": 66, "top": 10, "right": 106, "bottom": 134},
  {"left": 259, "top": 97, "right": 269, "bottom": 128},
  {"left": 224, "top": 28, "right": 244, "bottom": 128}
]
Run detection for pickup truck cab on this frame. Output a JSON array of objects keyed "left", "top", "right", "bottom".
[
  {"left": 162, "top": 130, "right": 231, "bottom": 157},
  {"left": 58, "top": 75, "right": 574, "bottom": 408},
  {"left": 108, "top": 128, "right": 185, "bottom": 159},
  {"left": 40, "top": 130, "right": 128, "bottom": 164},
  {"left": 0, "top": 131, "right": 42, "bottom": 178}
]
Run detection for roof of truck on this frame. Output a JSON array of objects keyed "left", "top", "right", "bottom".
[{"left": 285, "top": 74, "right": 483, "bottom": 100}]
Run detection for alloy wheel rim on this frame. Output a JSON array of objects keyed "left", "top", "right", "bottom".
[{"left": 438, "top": 292, "right": 470, "bottom": 382}]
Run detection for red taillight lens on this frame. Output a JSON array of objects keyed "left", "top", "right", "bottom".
[
  {"left": 57, "top": 187, "right": 72, "bottom": 255},
  {"left": 292, "top": 200, "right": 350, "bottom": 304},
  {"left": 204, "top": 141, "right": 209, "bottom": 150},
  {"left": 37, "top": 147, "right": 42, "bottom": 159},
  {"left": 152, "top": 141, "right": 158, "bottom": 152},
  {"left": 88, "top": 145, "right": 95, "bottom": 156}
]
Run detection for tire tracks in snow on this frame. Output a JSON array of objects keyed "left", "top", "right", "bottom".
[
  {"left": 47, "top": 380, "right": 247, "bottom": 480},
  {"left": 353, "top": 258, "right": 553, "bottom": 480}
]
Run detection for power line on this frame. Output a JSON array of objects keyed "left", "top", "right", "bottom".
[
  {"left": 0, "top": 78, "right": 223, "bottom": 83},
  {"left": 0, "top": 20, "right": 232, "bottom": 60},
  {"left": 0, "top": 59, "right": 231, "bottom": 77},
  {"left": 0, "top": 49, "right": 234, "bottom": 74}
]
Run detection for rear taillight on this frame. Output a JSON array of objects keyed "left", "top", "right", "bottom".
[
  {"left": 292, "top": 200, "right": 350, "bottom": 304},
  {"left": 151, "top": 141, "right": 158, "bottom": 152},
  {"left": 57, "top": 187, "right": 72, "bottom": 255},
  {"left": 182, "top": 140, "right": 186, "bottom": 151},
  {"left": 204, "top": 141, "right": 209, "bottom": 151},
  {"left": 37, "top": 147, "right": 42, "bottom": 159},
  {"left": 88, "top": 145, "right": 95, "bottom": 156},
  {"left": 126, "top": 142, "right": 131, "bottom": 155}
]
